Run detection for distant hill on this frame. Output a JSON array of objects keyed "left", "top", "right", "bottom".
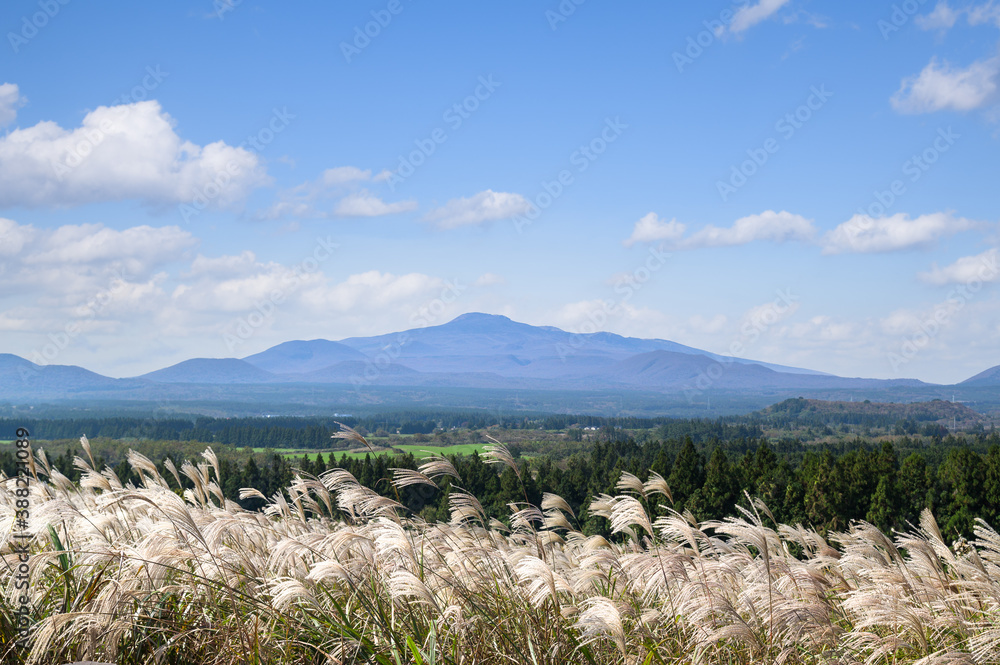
[
  {"left": 140, "top": 358, "right": 278, "bottom": 384},
  {"left": 754, "top": 397, "right": 985, "bottom": 429},
  {"left": 1, "top": 314, "right": 981, "bottom": 416},
  {"left": 243, "top": 340, "right": 367, "bottom": 374},
  {"left": 961, "top": 364, "right": 1000, "bottom": 386},
  {"left": 0, "top": 353, "right": 137, "bottom": 395}
]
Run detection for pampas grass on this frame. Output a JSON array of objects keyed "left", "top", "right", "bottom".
[{"left": 3, "top": 438, "right": 1000, "bottom": 664}]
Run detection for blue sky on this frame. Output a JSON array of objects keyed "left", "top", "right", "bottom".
[{"left": 1, "top": 0, "right": 998, "bottom": 383}]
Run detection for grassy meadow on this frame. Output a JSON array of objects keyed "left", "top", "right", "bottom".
[{"left": 2, "top": 433, "right": 1000, "bottom": 664}]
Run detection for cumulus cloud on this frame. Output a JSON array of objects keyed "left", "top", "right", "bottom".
[
  {"left": 916, "top": 1, "right": 961, "bottom": 30},
  {"left": 822, "top": 212, "right": 974, "bottom": 254},
  {"left": 0, "top": 220, "right": 194, "bottom": 354},
  {"left": 968, "top": 1, "right": 1000, "bottom": 26},
  {"left": 0, "top": 83, "right": 25, "bottom": 127},
  {"left": 892, "top": 56, "right": 1000, "bottom": 113},
  {"left": 0, "top": 219, "right": 196, "bottom": 289},
  {"left": 308, "top": 271, "right": 449, "bottom": 310},
  {"left": 319, "top": 166, "right": 374, "bottom": 186},
  {"left": 257, "top": 167, "right": 411, "bottom": 220},
  {"left": 423, "top": 190, "right": 532, "bottom": 230},
  {"left": 729, "top": 0, "right": 793, "bottom": 35},
  {"left": 684, "top": 210, "right": 815, "bottom": 248},
  {"left": 916, "top": 1, "right": 1000, "bottom": 30},
  {"left": 623, "top": 212, "right": 686, "bottom": 247},
  {"left": 0, "top": 217, "right": 36, "bottom": 256},
  {"left": 333, "top": 191, "right": 417, "bottom": 217},
  {"left": 623, "top": 211, "right": 814, "bottom": 250},
  {"left": 0, "top": 100, "right": 268, "bottom": 208},
  {"left": 919, "top": 248, "right": 1000, "bottom": 284},
  {"left": 186, "top": 250, "right": 260, "bottom": 277},
  {"left": 550, "top": 299, "right": 672, "bottom": 336},
  {"left": 27, "top": 224, "right": 196, "bottom": 271}
]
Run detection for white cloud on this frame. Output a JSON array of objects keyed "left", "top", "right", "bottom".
[
  {"left": 319, "top": 166, "right": 372, "bottom": 186},
  {"left": 321, "top": 271, "right": 446, "bottom": 309},
  {"left": 186, "top": 251, "right": 260, "bottom": 277},
  {"left": 333, "top": 191, "right": 417, "bottom": 217},
  {"left": 730, "top": 0, "right": 793, "bottom": 34},
  {"left": 257, "top": 167, "right": 411, "bottom": 220},
  {"left": 0, "top": 219, "right": 196, "bottom": 294},
  {"left": 679, "top": 210, "right": 815, "bottom": 249},
  {"left": 968, "top": 1, "right": 1000, "bottom": 26},
  {"left": 0, "top": 83, "right": 25, "bottom": 127},
  {"left": 550, "top": 299, "right": 672, "bottom": 336},
  {"left": 26, "top": 224, "right": 196, "bottom": 271},
  {"left": 822, "top": 212, "right": 974, "bottom": 254},
  {"left": 0, "top": 220, "right": 195, "bottom": 351},
  {"left": 424, "top": 190, "right": 532, "bottom": 230},
  {"left": 892, "top": 56, "right": 1000, "bottom": 113},
  {"left": 915, "top": 1, "right": 1000, "bottom": 29},
  {"left": 0, "top": 100, "right": 268, "bottom": 208},
  {"left": 915, "top": 1, "right": 960, "bottom": 30},
  {"left": 623, "top": 212, "right": 686, "bottom": 247},
  {"left": 0, "top": 217, "right": 36, "bottom": 256},
  {"left": 919, "top": 248, "right": 1000, "bottom": 284}
]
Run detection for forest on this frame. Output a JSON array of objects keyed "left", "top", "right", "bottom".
[{"left": 7, "top": 425, "right": 998, "bottom": 542}]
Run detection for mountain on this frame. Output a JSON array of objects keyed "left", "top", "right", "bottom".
[
  {"left": 961, "top": 364, "right": 1000, "bottom": 386},
  {"left": 0, "top": 315, "right": 970, "bottom": 415},
  {"left": 140, "top": 358, "right": 278, "bottom": 384},
  {"left": 0, "top": 353, "right": 138, "bottom": 394},
  {"left": 298, "top": 360, "right": 422, "bottom": 384},
  {"left": 336, "top": 312, "right": 828, "bottom": 378},
  {"left": 243, "top": 339, "right": 367, "bottom": 374}
]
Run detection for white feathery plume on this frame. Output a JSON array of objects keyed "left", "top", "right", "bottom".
[
  {"left": 482, "top": 437, "right": 520, "bottom": 478},
  {"left": 418, "top": 454, "right": 462, "bottom": 482},
  {"left": 643, "top": 470, "right": 673, "bottom": 503},
  {"left": 616, "top": 471, "right": 646, "bottom": 497},
  {"left": 541, "top": 492, "right": 575, "bottom": 519}
]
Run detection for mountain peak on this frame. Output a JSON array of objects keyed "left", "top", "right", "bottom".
[{"left": 449, "top": 312, "right": 513, "bottom": 325}]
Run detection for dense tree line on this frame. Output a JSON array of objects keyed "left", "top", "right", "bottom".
[
  {"left": 1, "top": 413, "right": 760, "bottom": 449},
  {"left": 7, "top": 433, "right": 983, "bottom": 542},
  {"left": 6, "top": 421, "right": 999, "bottom": 542}
]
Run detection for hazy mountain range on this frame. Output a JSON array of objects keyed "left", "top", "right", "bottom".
[{"left": 2, "top": 313, "right": 998, "bottom": 413}]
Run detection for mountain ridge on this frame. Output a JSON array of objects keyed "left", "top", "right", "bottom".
[{"left": 3, "top": 314, "right": 989, "bottom": 411}]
